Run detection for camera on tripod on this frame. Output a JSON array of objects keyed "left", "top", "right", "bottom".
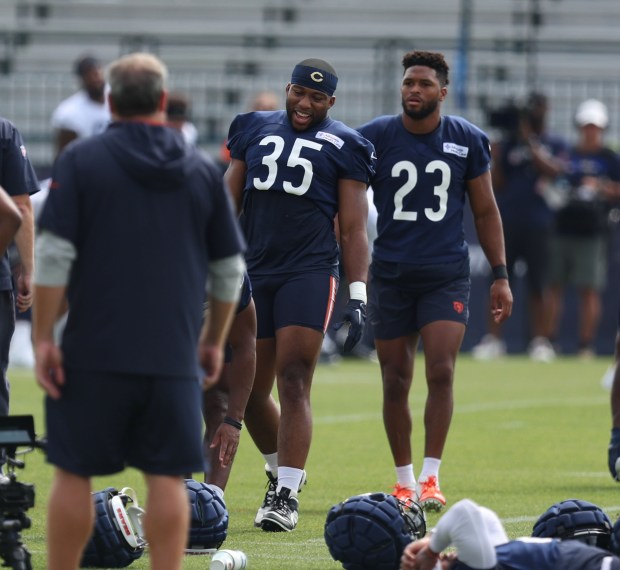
[
  {"left": 487, "top": 100, "right": 525, "bottom": 135},
  {"left": 485, "top": 91, "right": 548, "bottom": 141},
  {"left": 0, "top": 415, "right": 44, "bottom": 570}
]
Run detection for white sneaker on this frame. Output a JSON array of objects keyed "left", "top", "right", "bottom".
[
  {"left": 528, "top": 336, "right": 556, "bottom": 363},
  {"left": 601, "top": 363, "right": 618, "bottom": 391},
  {"left": 471, "top": 334, "right": 506, "bottom": 360},
  {"left": 254, "top": 466, "right": 307, "bottom": 528},
  {"left": 8, "top": 321, "right": 34, "bottom": 369}
]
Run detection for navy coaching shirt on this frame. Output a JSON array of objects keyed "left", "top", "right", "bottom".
[
  {"left": 0, "top": 118, "right": 39, "bottom": 291},
  {"left": 39, "top": 122, "right": 245, "bottom": 376},
  {"left": 227, "top": 110, "right": 375, "bottom": 276},
  {"left": 358, "top": 114, "right": 490, "bottom": 266}
]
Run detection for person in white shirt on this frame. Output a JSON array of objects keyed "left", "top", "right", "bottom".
[{"left": 50, "top": 55, "right": 111, "bottom": 158}]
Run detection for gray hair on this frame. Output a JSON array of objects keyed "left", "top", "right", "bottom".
[{"left": 107, "top": 52, "right": 168, "bottom": 117}]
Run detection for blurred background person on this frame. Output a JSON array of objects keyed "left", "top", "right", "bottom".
[
  {"left": 472, "top": 92, "right": 568, "bottom": 362},
  {"left": 218, "top": 90, "right": 280, "bottom": 171},
  {"left": 10, "top": 54, "right": 112, "bottom": 369},
  {"left": 50, "top": 54, "right": 111, "bottom": 159},
  {"left": 166, "top": 91, "right": 199, "bottom": 146},
  {"left": 546, "top": 99, "right": 620, "bottom": 358},
  {"left": 0, "top": 116, "right": 38, "bottom": 481},
  {"left": 249, "top": 90, "right": 281, "bottom": 112}
]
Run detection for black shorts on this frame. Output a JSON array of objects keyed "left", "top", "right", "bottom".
[
  {"left": 45, "top": 368, "right": 205, "bottom": 477},
  {"left": 250, "top": 272, "right": 338, "bottom": 339},
  {"left": 369, "top": 258, "right": 470, "bottom": 340}
]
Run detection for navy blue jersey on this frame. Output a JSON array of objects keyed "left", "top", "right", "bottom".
[
  {"left": 227, "top": 110, "right": 375, "bottom": 276},
  {"left": 357, "top": 114, "right": 490, "bottom": 265},
  {"left": 495, "top": 132, "right": 568, "bottom": 230},
  {"left": 39, "top": 122, "right": 245, "bottom": 376},
  {"left": 453, "top": 538, "right": 619, "bottom": 570},
  {"left": 0, "top": 118, "right": 39, "bottom": 290},
  {"left": 556, "top": 146, "right": 620, "bottom": 236}
]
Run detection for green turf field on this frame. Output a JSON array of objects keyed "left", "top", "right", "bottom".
[{"left": 6, "top": 354, "right": 619, "bottom": 569}]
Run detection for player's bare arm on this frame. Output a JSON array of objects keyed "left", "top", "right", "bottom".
[
  {"left": 11, "top": 192, "right": 35, "bottom": 312},
  {"left": 32, "top": 284, "right": 67, "bottom": 400},
  {"left": 337, "top": 178, "right": 369, "bottom": 285},
  {"left": 224, "top": 158, "right": 247, "bottom": 215},
  {"left": 332, "top": 178, "right": 370, "bottom": 352},
  {"left": 209, "top": 302, "right": 256, "bottom": 468},
  {"left": 54, "top": 128, "right": 78, "bottom": 158},
  {"left": 467, "top": 171, "right": 513, "bottom": 323},
  {"left": 0, "top": 185, "right": 22, "bottom": 255}
]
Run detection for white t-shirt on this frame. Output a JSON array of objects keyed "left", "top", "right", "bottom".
[{"left": 51, "top": 90, "right": 110, "bottom": 139}]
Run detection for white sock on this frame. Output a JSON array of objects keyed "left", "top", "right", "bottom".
[
  {"left": 419, "top": 457, "right": 441, "bottom": 483},
  {"left": 210, "top": 484, "right": 224, "bottom": 500},
  {"left": 263, "top": 453, "right": 278, "bottom": 477},
  {"left": 277, "top": 467, "right": 304, "bottom": 496},
  {"left": 395, "top": 464, "right": 416, "bottom": 488}
]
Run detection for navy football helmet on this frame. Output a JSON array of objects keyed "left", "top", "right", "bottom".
[
  {"left": 324, "top": 492, "right": 426, "bottom": 570},
  {"left": 532, "top": 498, "right": 612, "bottom": 550},
  {"left": 81, "top": 487, "right": 146, "bottom": 568},
  {"left": 185, "top": 479, "right": 229, "bottom": 553}
]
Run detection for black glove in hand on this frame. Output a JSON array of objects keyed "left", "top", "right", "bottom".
[{"left": 333, "top": 299, "right": 367, "bottom": 353}]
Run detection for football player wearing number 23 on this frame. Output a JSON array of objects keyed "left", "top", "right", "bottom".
[
  {"left": 225, "top": 58, "right": 375, "bottom": 532},
  {"left": 357, "top": 50, "right": 513, "bottom": 512}
]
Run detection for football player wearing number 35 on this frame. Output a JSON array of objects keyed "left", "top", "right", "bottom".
[
  {"left": 357, "top": 50, "right": 513, "bottom": 512},
  {"left": 224, "top": 58, "right": 376, "bottom": 532}
]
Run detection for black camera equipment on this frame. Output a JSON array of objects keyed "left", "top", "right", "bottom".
[
  {"left": 487, "top": 100, "right": 524, "bottom": 134},
  {"left": 0, "top": 415, "right": 45, "bottom": 570}
]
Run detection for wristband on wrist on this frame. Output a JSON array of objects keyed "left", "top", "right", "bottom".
[
  {"left": 492, "top": 264, "right": 509, "bottom": 280},
  {"left": 349, "top": 281, "right": 367, "bottom": 304},
  {"left": 223, "top": 416, "right": 242, "bottom": 430}
]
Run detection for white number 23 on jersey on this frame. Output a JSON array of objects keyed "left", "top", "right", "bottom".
[{"left": 392, "top": 159, "right": 451, "bottom": 222}]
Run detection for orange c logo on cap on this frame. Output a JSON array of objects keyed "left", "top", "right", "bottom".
[{"left": 310, "top": 71, "right": 324, "bottom": 83}]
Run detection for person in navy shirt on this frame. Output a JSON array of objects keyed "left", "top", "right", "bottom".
[
  {"left": 472, "top": 92, "right": 568, "bottom": 362},
  {"left": 0, "top": 186, "right": 22, "bottom": 255},
  {"left": 547, "top": 99, "right": 620, "bottom": 357},
  {"left": 358, "top": 50, "right": 512, "bottom": 512},
  {"left": 0, "top": 118, "right": 38, "bottom": 425},
  {"left": 225, "top": 58, "right": 375, "bottom": 532},
  {"left": 400, "top": 498, "right": 620, "bottom": 570},
  {"left": 33, "top": 52, "right": 245, "bottom": 570}
]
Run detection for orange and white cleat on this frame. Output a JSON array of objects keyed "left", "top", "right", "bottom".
[
  {"left": 416, "top": 476, "right": 446, "bottom": 512},
  {"left": 391, "top": 483, "right": 417, "bottom": 507}
]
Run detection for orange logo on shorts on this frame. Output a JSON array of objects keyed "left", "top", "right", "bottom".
[{"left": 453, "top": 301, "right": 464, "bottom": 314}]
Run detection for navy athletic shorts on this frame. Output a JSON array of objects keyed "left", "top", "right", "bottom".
[
  {"left": 368, "top": 257, "right": 470, "bottom": 340},
  {"left": 45, "top": 368, "right": 205, "bottom": 477},
  {"left": 250, "top": 271, "right": 338, "bottom": 339}
]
